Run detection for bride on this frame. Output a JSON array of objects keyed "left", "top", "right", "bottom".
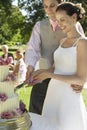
[{"left": 29, "top": 2, "right": 87, "bottom": 130}]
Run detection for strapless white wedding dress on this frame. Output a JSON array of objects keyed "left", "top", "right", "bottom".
[{"left": 30, "top": 38, "right": 87, "bottom": 130}]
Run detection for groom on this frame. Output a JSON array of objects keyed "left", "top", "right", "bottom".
[{"left": 25, "top": 0, "right": 84, "bottom": 115}]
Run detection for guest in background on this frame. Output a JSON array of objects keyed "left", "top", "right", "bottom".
[
  {"left": 13, "top": 49, "right": 27, "bottom": 84},
  {"left": 1, "top": 45, "right": 14, "bottom": 65}
]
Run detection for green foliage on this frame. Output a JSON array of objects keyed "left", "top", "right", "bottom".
[
  {"left": 0, "top": 0, "right": 12, "bottom": 15},
  {"left": 11, "top": 29, "right": 23, "bottom": 44},
  {"left": 0, "top": 1, "right": 29, "bottom": 45},
  {"left": 18, "top": 0, "right": 46, "bottom": 36}
]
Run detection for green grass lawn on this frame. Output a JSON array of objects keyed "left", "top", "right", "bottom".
[
  {"left": 16, "top": 85, "right": 32, "bottom": 111},
  {"left": 16, "top": 85, "right": 87, "bottom": 111},
  {"left": 82, "top": 89, "right": 87, "bottom": 106}
]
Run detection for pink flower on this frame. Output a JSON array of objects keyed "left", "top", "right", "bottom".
[
  {"left": 7, "top": 57, "right": 13, "bottom": 64},
  {"left": 0, "top": 93, "right": 8, "bottom": 101},
  {"left": 0, "top": 57, "right": 13, "bottom": 65},
  {"left": 1, "top": 109, "right": 22, "bottom": 119},
  {"left": 4, "top": 74, "right": 16, "bottom": 81},
  {"left": 1, "top": 111, "right": 14, "bottom": 119},
  {"left": 19, "top": 100, "right": 27, "bottom": 112},
  {"left": 16, "top": 108, "right": 22, "bottom": 114}
]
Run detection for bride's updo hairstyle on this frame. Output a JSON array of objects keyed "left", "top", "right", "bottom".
[{"left": 56, "top": 2, "right": 85, "bottom": 21}]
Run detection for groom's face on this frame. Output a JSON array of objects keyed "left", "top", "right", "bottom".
[{"left": 43, "top": 0, "right": 59, "bottom": 20}]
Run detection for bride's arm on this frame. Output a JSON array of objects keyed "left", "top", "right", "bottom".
[{"left": 33, "top": 39, "right": 87, "bottom": 86}]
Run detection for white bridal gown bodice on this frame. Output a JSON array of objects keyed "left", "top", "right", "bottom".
[{"left": 30, "top": 37, "right": 87, "bottom": 130}]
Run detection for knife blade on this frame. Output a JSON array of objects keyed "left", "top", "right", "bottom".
[{"left": 14, "top": 82, "right": 25, "bottom": 92}]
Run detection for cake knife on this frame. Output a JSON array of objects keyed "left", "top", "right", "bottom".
[
  {"left": 14, "top": 78, "right": 40, "bottom": 92},
  {"left": 14, "top": 82, "right": 26, "bottom": 92}
]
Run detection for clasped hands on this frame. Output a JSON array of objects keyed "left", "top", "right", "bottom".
[
  {"left": 25, "top": 69, "right": 49, "bottom": 85},
  {"left": 25, "top": 69, "right": 83, "bottom": 93}
]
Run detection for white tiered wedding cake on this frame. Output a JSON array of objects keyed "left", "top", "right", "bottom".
[
  {"left": 0, "top": 62, "right": 32, "bottom": 130},
  {"left": 0, "top": 65, "right": 19, "bottom": 116}
]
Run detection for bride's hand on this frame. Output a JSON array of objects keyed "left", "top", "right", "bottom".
[
  {"left": 71, "top": 84, "right": 83, "bottom": 93},
  {"left": 26, "top": 69, "right": 52, "bottom": 86}
]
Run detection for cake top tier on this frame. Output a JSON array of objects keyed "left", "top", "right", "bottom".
[
  {"left": 0, "top": 56, "right": 14, "bottom": 81},
  {"left": 0, "top": 65, "right": 9, "bottom": 82}
]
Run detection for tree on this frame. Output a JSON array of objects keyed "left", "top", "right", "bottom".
[
  {"left": 0, "top": 0, "right": 13, "bottom": 15},
  {"left": 18, "top": 0, "right": 46, "bottom": 36},
  {"left": 18, "top": 0, "right": 87, "bottom": 36},
  {"left": 0, "top": 0, "right": 27, "bottom": 45},
  {"left": 7, "top": 6, "right": 27, "bottom": 44}
]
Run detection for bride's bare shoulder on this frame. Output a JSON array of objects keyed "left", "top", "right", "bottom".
[{"left": 78, "top": 37, "right": 87, "bottom": 49}]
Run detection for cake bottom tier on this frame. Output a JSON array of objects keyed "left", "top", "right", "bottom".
[
  {"left": 0, "top": 94, "right": 19, "bottom": 115},
  {"left": 0, "top": 112, "right": 32, "bottom": 130}
]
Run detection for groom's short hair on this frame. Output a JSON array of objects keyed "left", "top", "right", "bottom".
[{"left": 42, "top": 0, "right": 64, "bottom": 4}]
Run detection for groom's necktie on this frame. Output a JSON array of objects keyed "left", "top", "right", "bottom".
[{"left": 50, "top": 20, "right": 58, "bottom": 32}]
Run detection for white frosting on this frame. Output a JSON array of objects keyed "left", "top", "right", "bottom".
[
  {"left": 0, "top": 65, "right": 20, "bottom": 118},
  {"left": 0, "top": 82, "right": 14, "bottom": 97},
  {"left": 0, "top": 94, "right": 19, "bottom": 114},
  {"left": 0, "top": 66, "right": 9, "bottom": 81}
]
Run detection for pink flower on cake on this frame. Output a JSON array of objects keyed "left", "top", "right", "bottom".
[
  {"left": 1, "top": 111, "right": 15, "bottom": 119},
  {"left": 4, "top": 73, "right": 16, "bottom": 81},
  {"left": 0, "top": 57, "right": 13, "bottom": 65},
  {"left": 19, "top": 100, "right": 27, "bottom": 113},
  {"left": 0, "top": 93, "right": 8, "bottom": 101},
  {"left": 1, "top": 109, "right": 22, "bottom": 119}
]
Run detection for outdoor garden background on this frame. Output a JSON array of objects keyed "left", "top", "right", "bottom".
[{"left": 0, "top": 0, "right": 87, "bottom": 110}]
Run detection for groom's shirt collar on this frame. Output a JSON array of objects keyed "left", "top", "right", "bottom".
[{"left": 50, "top": 19, "right": 58, "bottom": 32}]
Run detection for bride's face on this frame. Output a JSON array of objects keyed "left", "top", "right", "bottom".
[
  {"left": 56, "top": 10, "right": 76, "bottom": 33},
  {"left": 43, "top": 0, "right": 58, "bottom": 20}
]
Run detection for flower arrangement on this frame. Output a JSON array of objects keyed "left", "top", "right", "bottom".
[
  {"left": 4, "top": 73, "right": 16, "bottom": 81},
  {"left": 0, "top": 100, "right": 27, "bottom": 119},
  {"left": 19, "top": 100, "right": 27, "bottom": 113},
  {"left": 1, "top": 109, "right": 22, "bottom": 119},
  {"left": 0, "top": 93, "right": 8, "bottom": 101},
  {"left": 0, "top": 57, "right": 13, "bottom": 65}
]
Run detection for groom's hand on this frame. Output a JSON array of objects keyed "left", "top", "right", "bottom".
[
  {"left": 25, "top": 65, "right": 34, "bottom": 82},
  {"left": 71, "top": 84, "right": 83, "bottom": 93}
]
